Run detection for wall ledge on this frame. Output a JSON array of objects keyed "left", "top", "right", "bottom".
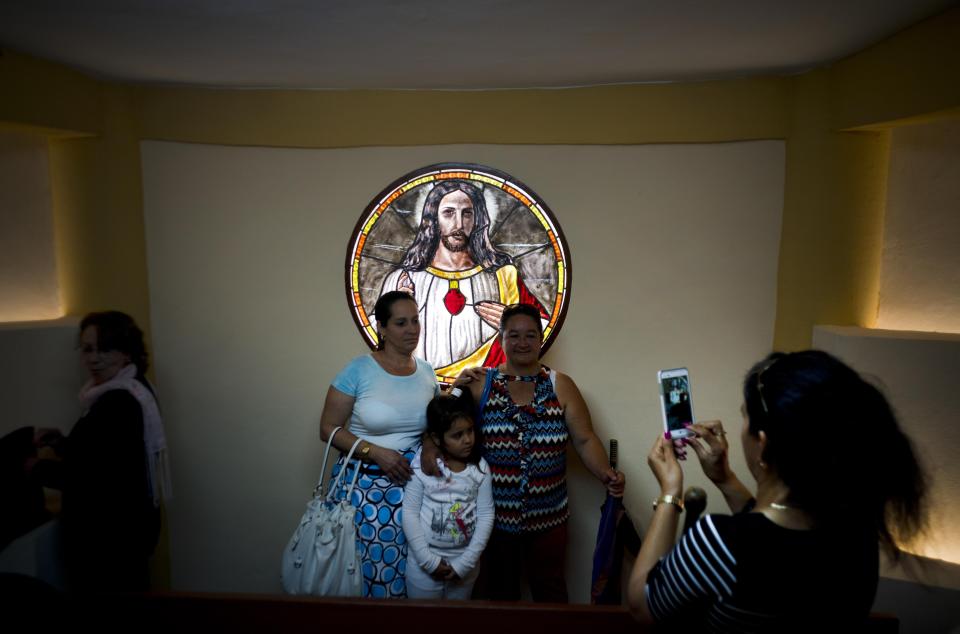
[
  {"left": 0, "top": 315, "right": 79, "bottom": 332},
  {"left": 814, "top": 325, "right": 960, "bottom": 343}
]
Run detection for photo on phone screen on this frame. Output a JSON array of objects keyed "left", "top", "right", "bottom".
[{"left": 659, "top": 369, "right": 694, "bottom": 439}]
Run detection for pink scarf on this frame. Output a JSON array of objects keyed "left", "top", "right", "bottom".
[{"left": 79, "top": 364, "right": 172, "bottom": 507}]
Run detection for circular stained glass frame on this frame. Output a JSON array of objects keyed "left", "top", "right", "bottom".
[{"left": 345, "top": 163, "right": 571, "bottom": 383}]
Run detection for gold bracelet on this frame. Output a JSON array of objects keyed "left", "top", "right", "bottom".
[{"left": 652, "top": 494, "right": 684, "bottom": 513}]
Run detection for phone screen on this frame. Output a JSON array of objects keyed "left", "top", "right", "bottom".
[{"left": 660, "top": 372, "right": 694, "bottom": 437}]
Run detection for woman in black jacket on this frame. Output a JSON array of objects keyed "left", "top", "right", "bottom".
[{"left": 31, "top": 311, "right": 169, "bottom": 592}]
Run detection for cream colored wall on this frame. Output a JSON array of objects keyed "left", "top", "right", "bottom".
[
  {"left": 0, "top": 129, "right": 60, "bottom": 321},
  {"left": 0, "top": 318, "right": 82, "bottom": 439},
  {"left": 772, "top": 8, "right": 960, "bottom": 351},
  {"left": 877, "top": 118, "right": 960, "bottom": 333},
  {"left": 141, "top": 140, "right": 784, "bottom": 596}
]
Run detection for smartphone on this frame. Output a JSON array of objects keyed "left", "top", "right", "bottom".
[{"left": 658, "top": 368, "right": 695, "bottom": 439}]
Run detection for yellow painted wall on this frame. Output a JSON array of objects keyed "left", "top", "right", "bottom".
[
  {"left": 773, "top": 8, "right": 960, "bottom": 350},
  {"left": 49, "top": 85, "right": 149, "bottom": 324},
  {"left": 133, "top": 79, "right": 789, "bottom": 147},
  {"left": 830, "top": 9, "right": 960, "bottom": 132},
  {"left": 0, "top": 52, "right": 151, "bottom": 335},
  {"left": 1, "top": 7, "right": 958, "bottom": 349},
  {"left": 774, "top": 69, "right": 893, "bottom": 351},
  {"left": 0, "top": 51, "right": 101, "bottom": 137}
]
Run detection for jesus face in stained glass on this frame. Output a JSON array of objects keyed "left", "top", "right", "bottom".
[
  {"left": 346, "top": 164, "right": 571, "bottom": 384},
  {"left": 437, "top": 190, "right": 474, "bottom": 253}
]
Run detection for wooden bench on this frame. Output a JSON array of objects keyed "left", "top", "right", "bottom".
[{"left": 79, "top": 592, "right": 900, "bottom": 633}]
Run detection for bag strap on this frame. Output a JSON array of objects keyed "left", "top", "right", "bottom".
[
  {"left": 476, "top": 368, "right": 495, "bottom": 422},
  {"left": 325, "top": 437, "right": 365, "bottom": 503},
  {"left": 314, "top": 426, "right": 343, "bottom": 497}
]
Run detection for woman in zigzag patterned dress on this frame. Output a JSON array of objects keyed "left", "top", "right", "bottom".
[{"left": 438, "top": 302, "right": 625, "bottom": 602}]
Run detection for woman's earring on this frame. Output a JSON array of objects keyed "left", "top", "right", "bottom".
[{"left": 758, "top": 460, "right": 767, "bottom": 470}]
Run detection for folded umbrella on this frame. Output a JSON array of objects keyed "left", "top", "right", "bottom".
[{"left": 590, "top": 439, "right": 641, "bottom": 605}]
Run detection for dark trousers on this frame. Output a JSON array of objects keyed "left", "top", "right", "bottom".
[{"left": 473, "top": 523, "right": 569, "bottom": 603}]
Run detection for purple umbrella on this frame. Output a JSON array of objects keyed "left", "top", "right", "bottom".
[{"left": 590, "top": 439, "right": 640, "bottom": 604}]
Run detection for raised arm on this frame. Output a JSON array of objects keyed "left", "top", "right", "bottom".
[
  {"left": 555, "top": 372, "right": 624, "bottom": 496},
  {"left": 318, "top": 386, "right": 413, "bottom": 485},
  {"left": 686, "top": 420, "right": 753, "bottom": 513},
  {"left": 627, "top": 434, "right": 684, "bottom": 624},
  {"left": 453, "top": 366, "right": 488, "bottom": 402}
]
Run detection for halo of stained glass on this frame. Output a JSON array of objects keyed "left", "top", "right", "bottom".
[{"left": 346, "top": 163, "right": 571, "bottom": 384}]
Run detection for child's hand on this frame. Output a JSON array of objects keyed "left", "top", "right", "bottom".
[
  {"left": 443, "top": 567, "right": 460, "bottom": 581},
  {"left": 431, "top": 560, "right": 454, "bottom": 580}
]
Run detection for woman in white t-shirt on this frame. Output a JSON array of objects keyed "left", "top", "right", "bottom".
[{"left": 319, "top": 291, "right": 439, "bottom": 598}]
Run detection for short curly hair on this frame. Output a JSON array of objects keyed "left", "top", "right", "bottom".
[{"left": 79, "top": 311, "right": 149, "bottom": 376}]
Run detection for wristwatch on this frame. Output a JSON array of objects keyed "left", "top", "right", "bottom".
[
  {"left": 652, "top": 494, "right": 684, "bottom": 513},
  {"left": 359, "top": 443, "right": 371, "bottom": 460}
]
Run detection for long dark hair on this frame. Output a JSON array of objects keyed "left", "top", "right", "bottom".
[
  {"left": 79, "top": 311, "right": 149, "bottom": 379},
  {"left": 426, "top": 389, "right": 484, "bottom": 467},
  {"left": 400, "top": 180, "right": 512, "bottom": 272},
  {"left": 743, "top": 350, "right": 927, "bottom": 560}
]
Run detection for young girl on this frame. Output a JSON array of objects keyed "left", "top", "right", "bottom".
[{"left": 402, "top": 389, "right": 494, "bottom": 599}]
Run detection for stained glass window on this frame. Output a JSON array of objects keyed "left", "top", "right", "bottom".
[{"left": 346, "top": 163, "right": 571, "bottom": 384}]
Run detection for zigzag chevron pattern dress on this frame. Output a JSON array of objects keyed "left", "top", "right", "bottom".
[{"left": 480, "top": 366, "right": 569, "bottom": 534}]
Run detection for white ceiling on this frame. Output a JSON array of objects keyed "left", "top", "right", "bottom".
[{"left": 0, "top": 0, "right": 955, "bottom": 90}]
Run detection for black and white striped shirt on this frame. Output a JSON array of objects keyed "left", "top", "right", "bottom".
[{"left": 646, "top": 513, "right": 878, "bottom": 632}]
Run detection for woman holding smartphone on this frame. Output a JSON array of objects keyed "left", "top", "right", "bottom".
[{"left": 627, "top": 351, "right": 927, "bottom": 630}]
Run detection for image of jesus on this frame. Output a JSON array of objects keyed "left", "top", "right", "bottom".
[{"left": 380, "top": 180, "right": 548, "bottom": 378}]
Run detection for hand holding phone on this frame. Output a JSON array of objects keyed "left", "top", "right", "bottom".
[{"left": 658, "top": 368, "right": 695, "bottom": 440}]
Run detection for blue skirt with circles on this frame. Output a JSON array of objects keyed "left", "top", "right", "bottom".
[{"left": 329, "top": 446, "right": 417, "bottom": 598}]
